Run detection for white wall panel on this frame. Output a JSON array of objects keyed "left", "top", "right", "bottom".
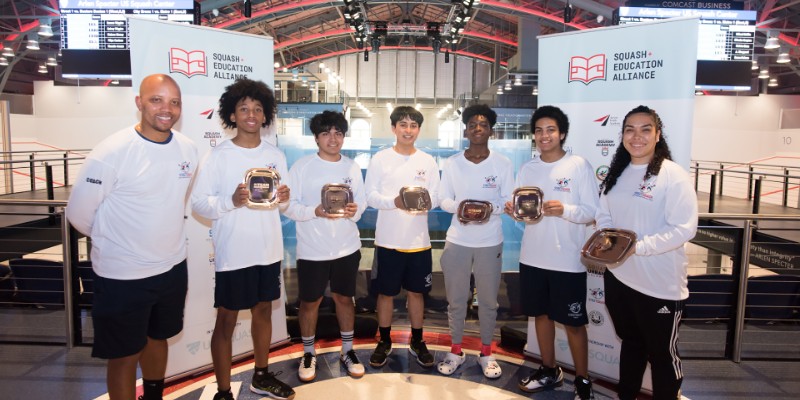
[
  {"left": 396, "top": 51, "right": 416, "bottom": 99},
  {"left": 435, "top": 53, "right": 454, "bottom": 99},
  {"left": 342, "top": 54, "right": 358, "bottom": 98},
  {"left": 454, "top": 56, "right": 473, "bottom": 98},
  {"left": 377, "top": 51, "right": 397, "bottom": 99},
  {"left": 358, "top": 52, "right": 377, "bottom": 98},
  {"left": 416, "top": 52, "right": 435, "bottom": 98},
  {"left": 474, "top": 61, "right": 493, "bottom": 95}
]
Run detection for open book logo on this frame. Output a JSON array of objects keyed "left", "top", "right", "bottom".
[
  {"left": 169, "top": 48, "right": 207, "bottom": 78},
  {"left": 569, "top": 54, "right": 606, "bottom": 84}
]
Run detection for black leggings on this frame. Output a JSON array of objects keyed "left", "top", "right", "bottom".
[{"left": 604, "top": 271, "right": 684, "bottom": 400}]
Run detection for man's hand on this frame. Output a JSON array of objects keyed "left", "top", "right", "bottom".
[
  {"left": 503, "top": 200, "right": 514, "bottom": 216},
  {"left": 542, "top": 200, "right": 564, "bottom": 217},
  {"left": 276, "top": 184, "right": 290, "bottom": 203},
  {"left": 232, "top": 183, "right": 249, "bottom": 208},
  {"left": 394, "top": 195, "right": 405, "bottom": 210}
]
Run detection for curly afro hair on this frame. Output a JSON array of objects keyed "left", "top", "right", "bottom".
[{"left": 217, "top": 78, "right": 276, "bottom": 130}]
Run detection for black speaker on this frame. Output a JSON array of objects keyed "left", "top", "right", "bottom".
[
  {"left": 563, "top": 4, "right": 573, "bottom": 24},
  {"left": 244, "top": 0, "right": 252, "bottom": 18},
  {"left": 193, "top": 1, "right": 201, "bottom": 25}
]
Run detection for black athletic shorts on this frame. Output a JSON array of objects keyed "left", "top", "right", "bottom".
[
  {"left": 214, "top": 262, "right": 281, "bottom": 310},
  {"left": 91, "top": 260, "right": 188, "bottom": 359},
  {"left": 297, "top": 250, "right": 361, "bottom": 302}
]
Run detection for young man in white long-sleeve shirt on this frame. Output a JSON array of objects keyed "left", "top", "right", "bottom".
[
  {"left": 66, "top": 74, "right": 198, "bottom": 400},
  {"left": 436, "top": 104, "right": 513, "bottom": 379},
  {"left": 508, "top": 106, "right": 598, "bottom": 400},
  {"left": 364, "top": 106, "right": 440, "bottom": 369},
  {"left": 190, "top": 78, "right": 294, "bottom": 400},
  {"left": 283, "top": 111, "right": 367, "bottom": 382}
]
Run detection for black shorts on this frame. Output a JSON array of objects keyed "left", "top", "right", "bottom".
[
  {"left": 371, "top": 247, "right": 432, "bottom": 296},
  {"left": 91, "top": 260, "right": 188, "bottom": 359},
  {"left": 519, "top": 263, "right": 588, "bottom": 327},
  {"left": 214, "top": 262, "right": 281, "bottom": 310},
  {"left": 297, "top": 250, "right": 361, "bottom": 302}
]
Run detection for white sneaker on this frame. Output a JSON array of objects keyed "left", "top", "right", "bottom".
[
  {"left": 340, "top": 349, "right": 366, "bottom": 378},
  {"left": 478, "top": 355, "right": 502, "bottom": 379},
  {"left": 298, "top": 352, "right": 316, "bottom": 382},
  {"left": 437, "top": 352, "right": 465, "bottom": 376}
]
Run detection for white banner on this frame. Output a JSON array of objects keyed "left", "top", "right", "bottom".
[
  {"left": 129, "top": 18, "right": 288, "bottom": 378},
  {"left": 526, "top": 18, "right": 699, "bottom": 389}
]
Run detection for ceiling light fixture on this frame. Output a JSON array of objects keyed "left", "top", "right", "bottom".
[
  {"left": 768, "top": 78, "right": 778, "bottom": 87},
  {"left": 758, "top": 68, "right": 769, "bottom": 79},
  {"left": 0, "top": 57, "right": 7, "bottom": 66},
  {"left": 776, "top": 50, "right": 790, "bottom": 64},
  {"left": 764, "top": 32, "right": 779, "bottom": 50},
  {"left": 27, "top": 39, "right": 40, "bottom": 51},
  {"left": 38, "top": 22, "right": 54, "bottom": 38},
  {"left": 1, "top": 48, "right": 12, "bottom": 58}
]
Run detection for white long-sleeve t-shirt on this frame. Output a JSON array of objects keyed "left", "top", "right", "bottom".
[
  {"left": 596, "top": 160, "right": 698, "bottom": 300},
  {"left": 438, "top": 151, "right": 513, "bottom": 247},
  {"left": 283, "top": 153, "right": 366, "bottom": 261},
  {"left": 364, "top": 147, "right": 440, "bottom": 250},
  {"left": 517, "top": 154, "right": 599, "bottom": 273},
  {"left": 190, "top": 139, "right": 288, "bottom": 272},
  {"left": 66, "top": 126, "right": 198, "bottom": 280}
]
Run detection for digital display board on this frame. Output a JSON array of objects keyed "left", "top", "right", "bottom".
[
  {"left": 616, "top": 6, "right": 757, "bottom": 91},
  {"left": 59, "top": 0, "right": 195, "bottom": 78}
]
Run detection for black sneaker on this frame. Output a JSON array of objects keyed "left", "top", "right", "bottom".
[
  {"left": 250, "top": 370, "right": 296, "bottom": 400},
  {"left": 518, "top": 365, "right": 564, "bottom": 393},
  {"left": 408, "top": 340, "right": 435, "bottom": 368},
  {"left": 212, "top": 389, "right": 234, "bottom": 400},
  {"left": 574, "top": 376, "right": 596, "bottom": 400},
  {"left": 369, "top": 340, "right": 393, "bottom": 367}
]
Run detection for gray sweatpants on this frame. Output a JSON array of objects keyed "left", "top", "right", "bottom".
[{"left": 439, "top": 241, "right": 503, "bottom": 345}]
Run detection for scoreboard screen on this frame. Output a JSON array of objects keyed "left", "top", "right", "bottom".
[
  {"left": 616, "top": 7, "right": 757, "bottom": 91},
  {"left": 59, "top": 0, "right": 195, "bottom": 78}
]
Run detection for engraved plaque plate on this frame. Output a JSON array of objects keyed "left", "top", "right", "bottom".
[
  {"left": 580, "top": 228, "right": 637, "bottom": 273},
  {"left": 321, "top": 183, "right": 353, "bottom": 217},
  {"left": 399, "top": 186, "right": 431, "bottom": 214},
  {"left": 244, "top": 168, "right": 280, "bottom": 209},
  {"left": 512, "top": 187, "right": 544, "bottom": 222},
  {"left": 457, "top": 199, "right": 493, "bottom": 224}
]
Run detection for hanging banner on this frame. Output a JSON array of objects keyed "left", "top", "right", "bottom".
[
  {"left": 129, "top": 17, "right": 288, "bottom": 378},
  {"left": 527, "top": 17, "right": 699, "bottom": 389}
]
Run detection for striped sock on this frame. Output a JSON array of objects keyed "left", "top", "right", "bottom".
[
  {"left": 341, "top": 330, "right": 354, "bottom": 353},
  {"left": 302, "top": 335, "right": 316, "bottom": 355}
]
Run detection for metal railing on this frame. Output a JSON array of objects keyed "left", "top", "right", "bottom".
[
  {"left": 692, "top": 160, "right": 800, "bottom": 210},
  {"left": 0, "top": 150, "right": 89, "bottom": 195},
  {"left": 0, "top": 200, "right": 796, "bottom": 362},
  {"left": 0, "top": 199, "right": 85, "bottom": 348},
  {"left": 686, "top": 213, "right": 800, "bottom": 362}
]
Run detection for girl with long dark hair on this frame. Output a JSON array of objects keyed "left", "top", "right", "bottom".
[{"left": 597, "top": 105, "right": 698, "bottom": 400}]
